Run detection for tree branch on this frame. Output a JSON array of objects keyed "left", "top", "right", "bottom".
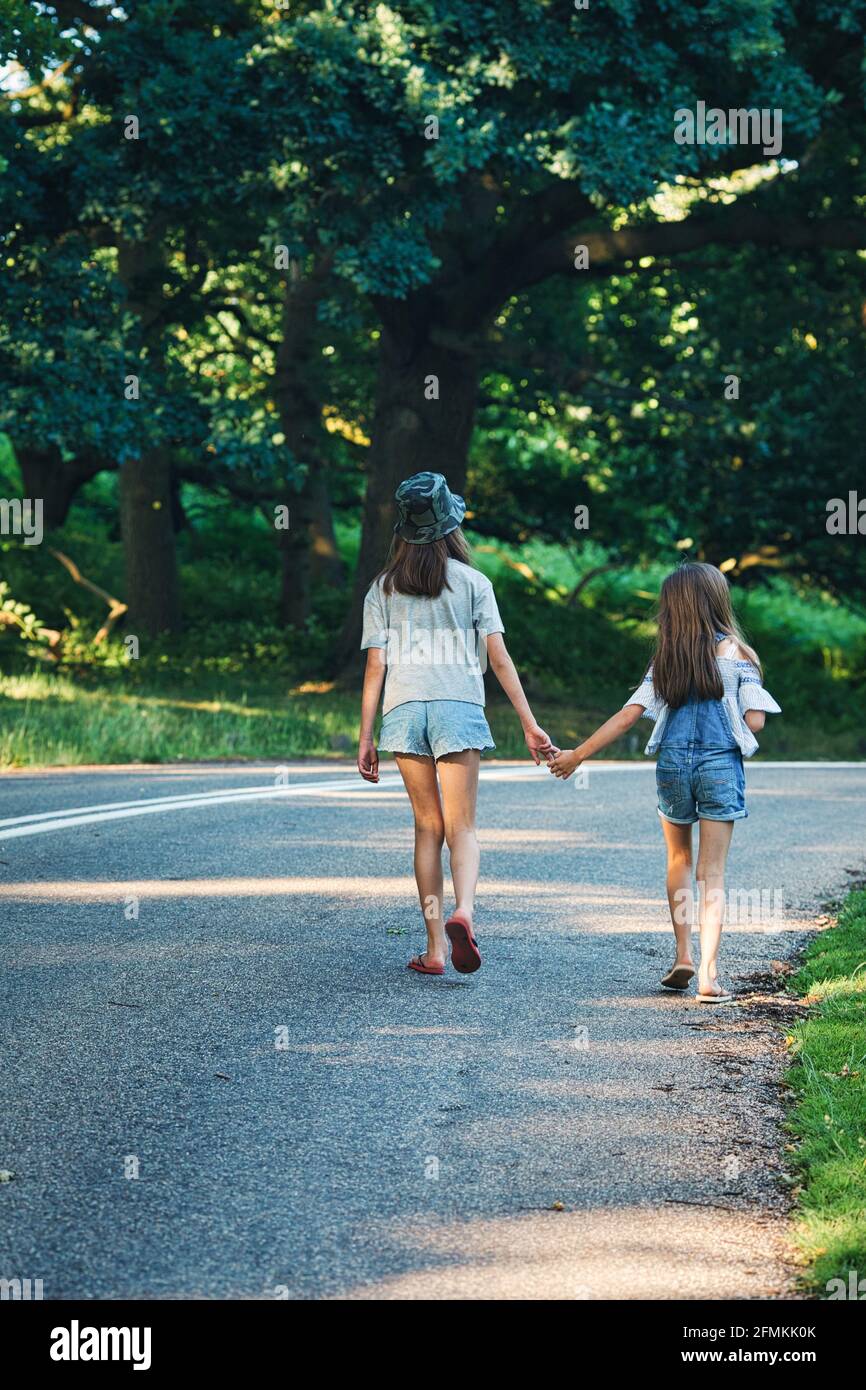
[
  {"left": 508, "top": 204, "right": 865, "bottom": 295},
  {"left": 566, "top": 563, "right": 622, "bottom": 606},
  {"left": 206, "top": 301, "right": 280, "bottom": 349},
  {"left": 49, "top": 548, "right": 127, "bottom": 642},
  {"left": 3, "top": 59, "right": 71, "bottom": 101},
  {"left": 446, "top": 181, "right": 597, "bottom": 326}
]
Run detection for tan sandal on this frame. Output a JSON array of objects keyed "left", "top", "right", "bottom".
[
  {"left": 696, "top": 987, "right": 734, "bottom": 1004},
  {"left": 661, "top": 963, "right": 695, "bottom": 991}
]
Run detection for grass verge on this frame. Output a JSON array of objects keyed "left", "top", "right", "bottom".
[
  {"left": 786, "top": 889, "right": 866, "bottom": 1296},
  {"left": 0, "top": 668, "right": 860, "bottom": 767}
]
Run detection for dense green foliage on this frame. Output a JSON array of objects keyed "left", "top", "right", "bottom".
[
  {"left": 1, "top": 444, "right": 864, "bottom": 763},
  {"left": 1, "top": 2, "right": 865, "bottom": 759}
]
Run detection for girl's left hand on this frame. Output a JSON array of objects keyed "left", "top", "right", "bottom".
[
  {"left": 357, "top": 737, "right": 379, "bottom": 783},
  {"left": 549, "top": 747, "right": 583, "bottom": 779}
]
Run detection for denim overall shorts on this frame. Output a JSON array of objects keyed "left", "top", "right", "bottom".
[{"left": 656, "top": 695, "right": 746, "bottom": 825}]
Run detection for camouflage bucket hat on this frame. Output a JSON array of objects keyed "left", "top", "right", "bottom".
[{"left": 394, "top": 471, "right": 466, "bottom": 545}]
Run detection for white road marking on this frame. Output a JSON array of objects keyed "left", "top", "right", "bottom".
[
  {"left": 0, "top": 779, "right": 376, "bottom": 840},
  {"left": 0, "top": 761, "right": 862, "bottom": 841},
  {"left": 0, "top": 766, "right": 547, "bottom": 840},
  {"left": 0, "top": 781, "right": 298, "bottom": 827}
]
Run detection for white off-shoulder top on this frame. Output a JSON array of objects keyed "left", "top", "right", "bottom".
[{"left": 624, "top": 640, "right": 781, "bottom": 758}]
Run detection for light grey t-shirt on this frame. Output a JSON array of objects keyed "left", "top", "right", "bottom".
[{"left": 361, "top": 559, "right": 505, "bottom": 715}]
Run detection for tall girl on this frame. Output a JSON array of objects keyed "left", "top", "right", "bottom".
[{"left": 358, "top": 472, "right": 556, "bottom": 976}]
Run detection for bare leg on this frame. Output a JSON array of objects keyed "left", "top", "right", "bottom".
[
  {"left": 696, "top": 818, "right": 735, "bottom": 996},
  {"left": 394, "top": 754, "right": 446, "bottom": 967},
  {"left": 436, "top": 750, "right": 481, "bottom": 926},
  {"left": 660, "top": 818, "right": 694, "bottom": 969}
]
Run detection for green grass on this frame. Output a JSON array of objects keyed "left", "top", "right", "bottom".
[
  {"left": 0, "top": 671, "right": 362, "bottom": 766},
  {"left": 786, "top": 890, "right": 866, "bottom": 1296},
  {"left": 0, "top": 666, "right": 857, "bottom": 767},
  {"left": 2, "top": 479, "right": 865, "bottom": 765},
  {"left": 0, "top": 668, "right": 629, "bottom": 767}
]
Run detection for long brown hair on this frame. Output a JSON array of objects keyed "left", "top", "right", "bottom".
[
  {"left": 379, "top": 528, "right": 473, "bottom": 598},
  {"left": 651, "top": 562, "right": 761, "bottom": 708}
]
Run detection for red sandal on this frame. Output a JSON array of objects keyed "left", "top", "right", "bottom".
[
  {"left": 445, "top": 913, "right": 482, "bottom": 974},
  {"left": 407, "top": 952, "right": 445, "bottom": 976}
]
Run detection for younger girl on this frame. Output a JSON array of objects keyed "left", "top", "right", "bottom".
[{"left": 549, "top": 562, "right": 781, "bottom": 1002}]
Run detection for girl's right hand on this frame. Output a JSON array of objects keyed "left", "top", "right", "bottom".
[
  {"left": 358, "top": 737, "right": 379, "bottom": 783},
  {"left": 524, "top": 723, "right": 558, "bottom": 765}
]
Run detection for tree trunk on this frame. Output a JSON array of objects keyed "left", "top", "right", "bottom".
[
  {"left": 273, "top": 259, "right": 339, "bottom": 628},
  {"left": 335, "top": 312, "right": 480, "bottom": 669},
  {"left": 169, "top": 466, "right": 190, "bottom": 533},
  {"left": 276, "top": 464, "right": 344, "bottom": 630},
  {"left": 117, "top": 234, "right": 182, "bottom": 635},
  {"left": 119, "top": 447, "right": 181, "bottom": 637},
  {"left": 309, "top": 465, "right": 344, "bottom": 587},
  {"left": 16, "top": 444, "right": 106, "bottom": 530},
  {"left": 276, "top": 484, "right": 313, "bottom": 630}
]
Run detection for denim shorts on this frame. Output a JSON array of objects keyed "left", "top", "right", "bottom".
[
  {"left": 656, "top": 746, "right": 747, "bottom": 825},
  {"left": 379, "top": 700, "right": 495, "bottom": 760}
]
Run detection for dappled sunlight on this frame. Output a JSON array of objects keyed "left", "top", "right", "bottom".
[
  {"left": 0, "top": 876, "right": 808, "bottom": 934},
  {"left": 458, "top": 1102, "right": 712, "bottom": 1148},
  {"left": 510, "top": 1077, "right": 685, "bottom": 1100},
  {"left": 269, "top": 835, "right": 415, "bottom": 851},
  {"left": 337, "top": 1204, "right": 789, "bottom": 1299},
  {"left": 298, "top": 790, "right": 407, "bottom": 802},
  {"left": 480, "top": 828, "right": 591, "bottom": 845},
  {"left": 255, "top": 1022, "right": 728, "bottom": 1074},
  {"left": 369, "top": 1025, "right": 483, "bottom": 1036},
  {"left": 538, "top": 1034, "right": 726, "bottom": 1061},
  {"left": 0, "top": 675, "right": 358, "bottom": 723},
  {"left": 0, "top": 874, "right": 664, "bottom": 912},
  {"left": 0, "top": 875, "right": 423, "bottom": 901},
  {"left": 3, "top": 762, "right": 364, "bottom": 780},
  {"left": 477, "top": 829, "right": 659, "bottom": 851}
]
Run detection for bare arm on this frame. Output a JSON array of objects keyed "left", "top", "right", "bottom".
[
  {"left": 357, "top": 648, "right": 386, "bottom": 782},
  {"left": 743, "top": 708, "right": 765, "bottom": 733},
  {"left": 485, "top": 632, "right": 558, "bottom": 764},
  {"left": 549, "top": 703, "right": 645, "bottom": 779},
  {"left": 721, "top": 641, "right": 771, "bottom": 735}
]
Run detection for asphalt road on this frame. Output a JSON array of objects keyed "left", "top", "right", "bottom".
[{"left": 1, "top": 758, "right": 864, "bottom": 1300}]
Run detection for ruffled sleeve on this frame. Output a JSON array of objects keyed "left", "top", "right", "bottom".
[
  {"left": 737, "top": 663, "right": 781, "bottom": 715},
  {"left": 624, "top": 665, "right": 663, "bottom": 720}
]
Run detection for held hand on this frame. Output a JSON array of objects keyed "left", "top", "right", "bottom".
[
  {"left": 357, "top": 737, "right": 379, "bottom": 783},
  {"left": 524, "top": 723, "right": 559, "bottom": 766},
  {"left": 549, "top": 747, "right": 584, "bottom": 780}
]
